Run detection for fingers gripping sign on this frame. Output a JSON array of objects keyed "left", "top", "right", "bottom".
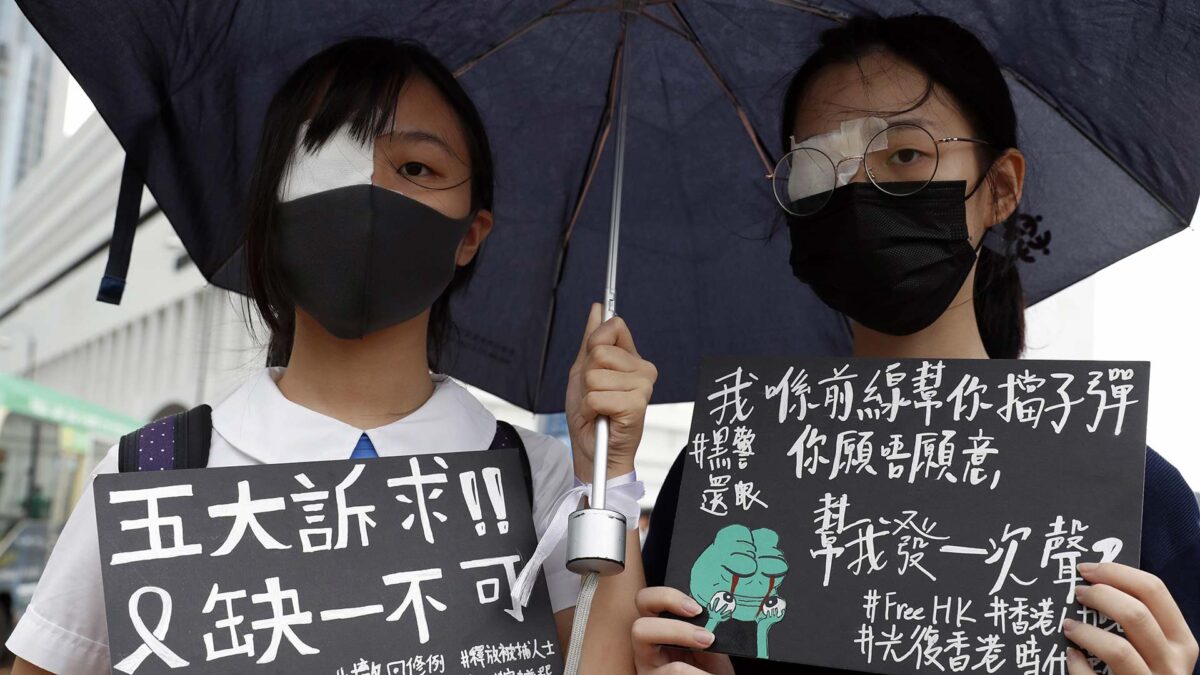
[
  {"left": 567, "top": 303, "right": 658, "bottom": 482},
  {"left": 1064, "top": 562, "right": 1198, "bottom": 675},
  {"left": 631, "top": 586, "right": 736, "bottom": 675}
]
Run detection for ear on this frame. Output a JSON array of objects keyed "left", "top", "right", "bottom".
[
  {"left": 986, "top": 148, "right": 1026, "bottom": 228},
  {"left": 455, "top": 208, "right": 494, "bottom": 266}
]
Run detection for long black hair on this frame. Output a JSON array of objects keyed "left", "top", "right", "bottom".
[
  {"left": 244, "top": 38, "right": 494, "bottom": 369},
  {"left": 781, "top": 14, "right": 1026, "bottom": 358}
]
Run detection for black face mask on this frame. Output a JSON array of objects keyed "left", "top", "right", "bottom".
[
  {"left": 274, "top": 184, "right": 475, "bottom": 339},
  {"left": 787, "top": 180, "right": 980, "bottom": 336}
]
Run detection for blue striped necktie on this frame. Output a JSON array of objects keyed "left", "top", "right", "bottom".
[{"left": 349, "top": 433, "right": 379, "bottom": 459}]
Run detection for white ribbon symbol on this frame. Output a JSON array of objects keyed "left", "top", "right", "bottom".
[
  {"left": 114, "top": 586, "right": 191, "bottom": 673},
  {"left": 510, "top": 473, "right": 644, "bottom": 610}
]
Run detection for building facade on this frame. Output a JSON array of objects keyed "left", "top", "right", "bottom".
[{"left": 0, "top": 5, "right": 61, "bottom": 212}]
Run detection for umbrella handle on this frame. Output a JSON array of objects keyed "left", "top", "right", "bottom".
[{"left": 564, "top": 295, "right": 626, "bottom": 578}]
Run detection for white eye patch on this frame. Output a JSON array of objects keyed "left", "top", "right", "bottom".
[
  {"left": 787, "top": 116, "right": 888, "bottom": 201},
  {"left": 278, "top": 123, "right": 377, "bottom": 202}
]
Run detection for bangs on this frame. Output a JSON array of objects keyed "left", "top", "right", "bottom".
[
  {"left": 300, "top": 38, "right": 415, "bottom": 152},
  {"left": 269, "top": 37, "right": 492, "bottom": 212}
]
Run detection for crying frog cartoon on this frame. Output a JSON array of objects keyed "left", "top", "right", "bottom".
[{"left": 689, "top": 524, "right": 789, "bottom": 659}]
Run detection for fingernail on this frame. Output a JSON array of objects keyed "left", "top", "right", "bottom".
[
  {"left": 1077, "top": 562, "right": 1098, "bottom": 574},
  {"left": 694, "top": 629, "right": 715, "bottom": 646},
  {"left": 1067, "top": 647, "right": 1086, "bottom": 662},
  {"left": 682, "top": 599, "right": 703, "bottom": 616},
  {"left": 1062, "top": 618, "right": 1078, "bottom": 634},
  {"left": 1073, "top": 585, "right": 1090, "bottom": 598}
]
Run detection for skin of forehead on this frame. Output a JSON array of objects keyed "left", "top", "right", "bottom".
[
  {"left": 790, "top": 50, "right": 975, "bottom": 145},
  {"left": 375, "top": 74, "right": 472, "bottom": 164}
]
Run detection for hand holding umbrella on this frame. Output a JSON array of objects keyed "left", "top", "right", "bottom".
[
  {"left": 567, "top": 302, "right": 657, "bottom": 486},
  {"left": 561, "top": 302, "right": 657, "bottom": 672}
]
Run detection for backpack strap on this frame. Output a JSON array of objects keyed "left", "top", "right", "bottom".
[
  {"left": 488, "top": 420, "right": 534, "bottom": 506},
  {"left": 118, "top": 405, "right": 213, "bottom": 472}
]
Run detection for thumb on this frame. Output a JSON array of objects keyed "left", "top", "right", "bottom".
[{"left": 575, "top": 302, "right": 603, "bottom": 363}]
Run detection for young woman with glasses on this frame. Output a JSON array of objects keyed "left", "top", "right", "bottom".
[{"left": 633, "top": 14, "right": 1200, "bottom": 675}]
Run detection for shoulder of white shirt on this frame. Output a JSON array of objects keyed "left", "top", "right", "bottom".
[{"left": 92, "top": 368, "right": 573, "bottom": 477}]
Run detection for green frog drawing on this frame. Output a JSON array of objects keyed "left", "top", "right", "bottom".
[{"left": 689, "top": 524, "right": 788, "bottom": 660}]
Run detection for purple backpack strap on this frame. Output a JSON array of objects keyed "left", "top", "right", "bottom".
[
  {"left": 488, "top": 421, "right": 534, "bottom": 506},
  {"left": 118, "top": 405, "right": 212, "bottom": 472}
]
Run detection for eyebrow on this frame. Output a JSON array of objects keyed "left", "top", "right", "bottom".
[{"left": 382, "top": 129, "right": 465, "bottom": 162}]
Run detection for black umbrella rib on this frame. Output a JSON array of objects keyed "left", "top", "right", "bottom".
[
  {"left": 763, "top": 0, "right": 851, "bottom": 23},
  {"left": 667, "top": 2, "right": 774, "bottom": 174},
  {"left": 635, "top": 8, "right": 690, "bottom": 39},
  {"left": 560, "top": 43, "right": 625, "bottom": 247},
  {"left": 529, "top": 14, "right": 630, "bottom": 410},
  {"left": 454, "top": 0, "right": 584, "bottom": 77},
  {"left": 551, "top": 4, "right": 633, "bottom": 16},
  {"left": 1002, "top": 67, "right": 1191, "bottom": 228},
  {"left": 454, "top": 1, "right": 695, "bottom": 78}
]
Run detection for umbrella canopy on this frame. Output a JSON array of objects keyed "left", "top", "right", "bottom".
[{"left": 16, "top": 0, "right": 1199, "bottom": 412}]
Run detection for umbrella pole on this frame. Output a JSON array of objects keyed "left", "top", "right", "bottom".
[
  {"left": 592, "top": 25, "right": 631, "bottom": 512},
  {"left": 565, "top": 13, "right": 634, "bottom": 580}
]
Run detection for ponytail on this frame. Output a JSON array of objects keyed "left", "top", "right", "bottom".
[{"left": 973, "top": 240, "right": 1025, "bottom": 359}]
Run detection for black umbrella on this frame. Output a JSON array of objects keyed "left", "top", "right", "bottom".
[{"left": 16, "top": 0, "right": 1200, "bottom": 416}]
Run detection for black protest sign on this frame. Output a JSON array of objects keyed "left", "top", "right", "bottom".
[
  {"left": 664, "top": 357, "right": 1148, "bottom": 674},
  {"left": 94, "top": 449, "right": 562, "bottom": 675}
]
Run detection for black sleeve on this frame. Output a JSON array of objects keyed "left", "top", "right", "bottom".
[
  {"left": 642, "top": 448, "right": 686, "bottom": 587},
  {"left": 1140, "top": 447, "right": 1200, "bottom": 674}
]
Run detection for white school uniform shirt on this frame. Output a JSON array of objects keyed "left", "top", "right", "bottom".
[{"left": 6, "top": 368, "right": 578, "bottom": 675}]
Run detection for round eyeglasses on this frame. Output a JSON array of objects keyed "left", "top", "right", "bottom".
[{"left": 769, "top": 123, "right": 991, "bottom": 217}]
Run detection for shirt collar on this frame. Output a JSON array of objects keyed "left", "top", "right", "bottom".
[{"left": 211, "top": 368, "right": 498, "bottom": 464}]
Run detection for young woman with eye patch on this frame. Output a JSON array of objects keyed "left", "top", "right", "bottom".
[
  {"left": 633, "top": 15, "right": 1200, "bottom": 675},
  {"left": 7, "top": 38, "right": 654, "bottom": 675}
]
